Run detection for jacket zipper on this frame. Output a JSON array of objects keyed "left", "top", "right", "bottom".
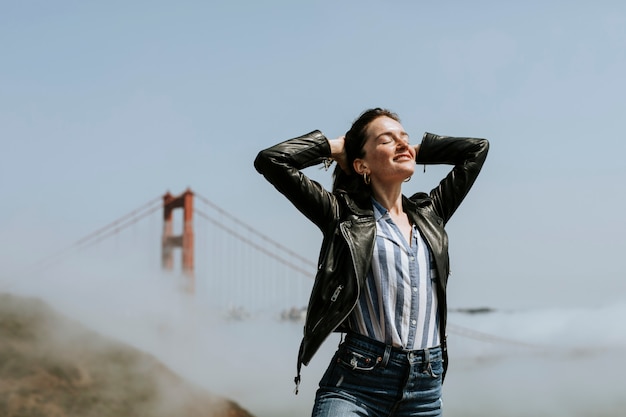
[{"left": 330, "top": 285, "right": 343, "bottom": 302}]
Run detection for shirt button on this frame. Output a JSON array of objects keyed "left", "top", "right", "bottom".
[
  {"left": 411, "top": 319, "right": 417, "bottom": 325},
  {"left": 410, "top": 256, "right": 415, "bottom": 261},
  {"left": 413, "top": 287, "right": 418, "bottom": 292}
]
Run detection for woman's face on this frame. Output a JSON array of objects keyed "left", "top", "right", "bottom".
[{"left": 353, "top": 116, "right": 415, "bottom": 184}]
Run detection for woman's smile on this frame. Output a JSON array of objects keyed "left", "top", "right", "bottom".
[{"left": 393, "top": 153, "right": 413, "bottom": 162}]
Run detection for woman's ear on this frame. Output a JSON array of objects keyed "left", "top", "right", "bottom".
[{"left": 353, "top": 158, "right": 368, "bottom": 175}]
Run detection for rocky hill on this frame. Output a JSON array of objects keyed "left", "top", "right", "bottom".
[{"left": 0, "top": 293, "right": 255, "bottom": 417}]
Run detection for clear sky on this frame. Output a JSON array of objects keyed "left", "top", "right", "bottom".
[{"left": 2, "top": 0, "right": 625, "bottom": 311}]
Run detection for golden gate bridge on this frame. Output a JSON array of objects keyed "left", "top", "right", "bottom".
[
  {"left": 14, "top": 188, "right": 315, "bottom": 317},
  {"left": 3, "top": 188, "right": 566, "bottom": 351}
]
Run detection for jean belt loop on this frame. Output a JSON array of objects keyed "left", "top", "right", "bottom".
[
  {"left": 423, "top": 347, "right": 437, "bottom": 377},
  {"left": 381, "top": 344, "right": 392, "bottom": 368}
]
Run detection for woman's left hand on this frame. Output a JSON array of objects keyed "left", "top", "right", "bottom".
[{"left": 329, "top": 136, "right": 350, "bottom": 173}]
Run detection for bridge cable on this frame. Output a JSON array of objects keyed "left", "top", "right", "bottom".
[
  {"left": 2, "top": 196, "right": 163, "bottom": 289},
  {"left": 195, "top": 192, "right": 316, "bottom": 268},
  {"left": 194, "top": 208, "right": 313, "bottom": 278},
  {"left": 447, "top": 322, "right": 544, "bottom": 349}
]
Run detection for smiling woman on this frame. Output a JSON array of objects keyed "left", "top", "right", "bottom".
[{"left": 254, "top": 108, "right": 489, "bottom": 417}]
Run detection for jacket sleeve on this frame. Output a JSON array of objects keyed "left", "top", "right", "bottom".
[
  {"left": 254, "top": 130, "right": 338, "bottom": 231},
  {"left": 416, "top": 133, "right": 489, "bottom": 224}
]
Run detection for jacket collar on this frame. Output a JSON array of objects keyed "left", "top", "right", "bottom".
[
  {"left": 404, "top": 192, "right": 432, "bottom": 210},
  {"left": 338, "top": 191, "right": 374, "bottom": 217}
]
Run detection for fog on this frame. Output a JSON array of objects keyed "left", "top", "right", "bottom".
[{"left": 2, "top": 246, "right": 623, "bottom": 417}]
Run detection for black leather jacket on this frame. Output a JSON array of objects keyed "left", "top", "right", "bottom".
[{"left": 254, "top": 130, "right": 488, "bottom": 388}]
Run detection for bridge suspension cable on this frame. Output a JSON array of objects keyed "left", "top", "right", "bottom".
[
  {"left": 194, "top": 208, "right": 313, "bottom": 277},
  {"left": 447, "top": 322, "right": 543, "bottom": 349},
  {"left": 195, "top": 192, "right": 316, "bottom": 269},
  {"left": 6, "top": 196, "right": 163, "bottom": 286}
]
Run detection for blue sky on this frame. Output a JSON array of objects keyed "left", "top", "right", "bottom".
[{"left": 2, "top": 1, "right": 625, "bottom": 310}]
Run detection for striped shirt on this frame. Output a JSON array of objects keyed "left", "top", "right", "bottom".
[{"left": 348, "top": 198, "right": 440, "bottom": 350}]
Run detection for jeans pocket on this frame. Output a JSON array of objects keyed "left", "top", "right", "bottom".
[{"left": 336, "top": 346, "right": 381, "bottom": 372}]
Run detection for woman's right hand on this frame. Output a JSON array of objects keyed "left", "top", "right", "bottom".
[{"left": 328, "top": 136, "right": 350, "bottom": 173}]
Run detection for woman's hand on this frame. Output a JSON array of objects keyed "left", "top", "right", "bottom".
[{"left": 328, "top": 136, "right": 350, "bottom": 173}]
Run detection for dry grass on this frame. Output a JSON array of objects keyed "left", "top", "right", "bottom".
[{"left": 0, "top": 293, "right": 254, "bottom": 417}]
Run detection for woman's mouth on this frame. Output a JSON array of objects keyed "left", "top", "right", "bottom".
[{"left": 394, "top": 153, "right": 413, "bottom": 161}]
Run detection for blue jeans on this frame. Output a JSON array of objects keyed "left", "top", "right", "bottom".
[{"left": 311, "top": 333, "right": 443, "bottom": 417}]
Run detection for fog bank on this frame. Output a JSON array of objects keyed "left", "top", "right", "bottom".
[{"left": 4, "top": 255, "right": 626, "bottom": 417}]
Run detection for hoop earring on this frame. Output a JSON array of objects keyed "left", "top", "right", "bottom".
[
  {"left": 404, "top": 176, "right": 411, "bottom": 183},
  {"left": 363, "top": 172, "right": 371, "bottom": 185}
]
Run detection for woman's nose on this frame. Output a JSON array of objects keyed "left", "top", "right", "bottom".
[{"left": 396, "top": 138, "right": 409, "bottom": 149}]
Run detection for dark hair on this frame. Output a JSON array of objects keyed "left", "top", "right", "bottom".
[{"left": 332, "top": 108, "right": 401, "bottom": 194}]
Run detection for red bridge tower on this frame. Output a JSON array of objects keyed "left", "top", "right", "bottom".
[{"left": 162, "top": 188, "right": 194, "bottom": 292}]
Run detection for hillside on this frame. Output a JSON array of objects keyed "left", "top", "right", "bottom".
[{"left": 0, "top": 293, "right": 254, "bottom": 417}]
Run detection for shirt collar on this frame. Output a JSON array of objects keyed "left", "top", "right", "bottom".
[{"left": 371, "top": 197, "right": 389, "bottom": 222}]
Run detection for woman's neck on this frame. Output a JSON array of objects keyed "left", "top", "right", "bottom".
[
  {"left": 372, "top": 184, "right": 412, "bottom": 244},
  {"left": 371, "top": 184, "right": 404, "bottom": 215}
]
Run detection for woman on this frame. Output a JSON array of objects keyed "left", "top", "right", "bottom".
[{"left": 254, "top": 108, "right": 489, "bottom": 416}]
